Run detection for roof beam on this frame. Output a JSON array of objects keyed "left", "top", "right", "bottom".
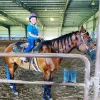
[
  {"left": 0, "top": 0, "right": 12, "bottom": 3},
  {"left": 0, "top": 22, "right": 9, "bottom": 28},
  {"left": 24, "top": 2, "right": 65, "bottom": 4},
  {"left": 12, "top": 0, "right": 44, "bottom": 27},
  {"left": 21, "top": 0, "right": 65, "bottom": 3},
  {"left": 0, "top": 10, "right": 25, "bottom": 27},
  {"left": 61, "top": 0, "right": 73, "bottom": 28},
  {"left": 80, "top": 11, "right": 98, "bottom": 26}
]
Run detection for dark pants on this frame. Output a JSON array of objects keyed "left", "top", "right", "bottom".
[
  {"left": 86, "top": 49, "right": 96, "bottom": 61},
  {"left": 24, "top": 39, "right": 35, "bottom": 53}
]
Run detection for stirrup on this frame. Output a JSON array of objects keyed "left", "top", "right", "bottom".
[
  {"left": 20, "top": 57, "right": 26, "bottom": 61},
  {"left": 20, "top": 57, "right": 29, "bottom": 63}
]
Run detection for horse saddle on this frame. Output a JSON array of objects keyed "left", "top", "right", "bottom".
[
  {"left": 12, "top": 41, "right": 40, "bottom": 53},
  {"left": 12, "top": 42, "right": 27, "bottom": 52},
  {"left": 12, "top": 41, "right": 42, "bottom": 71}
]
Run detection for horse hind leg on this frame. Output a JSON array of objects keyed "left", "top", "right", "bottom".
[
  {"left": 43, "top": 71, "right": 53, "bottom": 100},
  {"left": 46, "top": 76, "right": 53, "bottom": 100},
  {"left": 43, "top": 85, "right": 53, "bottom": 100},
  {"left": 6, "top": 64, "right": 18, "bottom": 95}
]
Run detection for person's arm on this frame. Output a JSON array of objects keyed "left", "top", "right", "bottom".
[
  {"left": 28, "top": 32, "right": 41, "bottom": 39},
  {"left": 27, "top": 24, "right": 42, "bottom": 39}
]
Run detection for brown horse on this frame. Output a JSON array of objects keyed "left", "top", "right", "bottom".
[{"left": 4, "top": 31, "right": 92, "bottom": 100}]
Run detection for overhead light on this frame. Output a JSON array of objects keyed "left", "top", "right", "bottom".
[
  {"left": 60, "top": 12, "right": 63, "bottom": 13},
  {"left": 45, "top": 9, "right": 47, "bottom": 11},
  {"left": 0, "top": 18, "right": 6, "bottom": 21},
  {"left": 0, "top": 1, "right": 12, "bottom": 2},
  {"left": 26, "top": 18, "right": 29, "bottom": 21},
  {"left": 91, "top": 0, "right": 95, "bottom": 6},
  {"left": 50, "top": 18, "right": 54, "bottom": 21}
]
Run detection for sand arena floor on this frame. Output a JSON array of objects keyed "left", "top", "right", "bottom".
[{"left": 0, "top": 40, "right": 98, "bottom": 100}]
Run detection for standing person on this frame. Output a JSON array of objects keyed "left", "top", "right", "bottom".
[{"left": 20, "top": 13, "right": 42, "bottom": 61}]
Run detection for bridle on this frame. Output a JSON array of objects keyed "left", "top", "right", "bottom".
[{"left": 76, "top": 32, "right": 90, "bottom": 50}]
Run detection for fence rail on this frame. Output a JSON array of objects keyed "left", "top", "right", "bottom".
[
  {"left": 0, "top": 79, "right": 85, "bottom": 87},
  {"left": 0, "top": 53, "right": 90, "bottom": 100}
]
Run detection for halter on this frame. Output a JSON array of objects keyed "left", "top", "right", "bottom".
[
  {"left": 77, "top": 32, "right": 95, "bottom": 53},
  {"left": 77, "top": 32, "right": 88, "bottom": 48}
]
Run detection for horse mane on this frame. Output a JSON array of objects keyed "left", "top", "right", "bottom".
[{"left": 43, "top": 31, "right": 78, "bottom": 47}]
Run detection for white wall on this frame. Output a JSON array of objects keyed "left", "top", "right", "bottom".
[
  {"left": 61, "top": 27, "right": 78, "bottom": 35},
  {"left": 43, "top": 26, "right": 61, "bottom": 40},
  {"left": 0, "top": 11, "right": 98, "bottom": 40},
  {"left": 0, "top": 26, "right": 26, "bottom": 40},
  {"left": 82, "top": 11, "right": 98, "bottom": 39},
  {"left": 42, "top": 26, "right": 79, "bottom": 40},
  {"left": 11, "top": 26, "right": 25, "bottom": 37},
  {"left": 0, "top": 25, "right": 79, "bottom": 40},
  {"left": 0, "top": 26, "right": 8, "bottom": 37}
]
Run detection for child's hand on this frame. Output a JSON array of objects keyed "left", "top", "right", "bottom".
[
  {"left": 38, "top": 36, "right": 43, "bottom": 39},
  {"left": 38, "top": 36, "right": 41, "bottom": 39}
]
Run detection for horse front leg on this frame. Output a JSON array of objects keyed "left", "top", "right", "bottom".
[
  {"left": 6, "top": 64, "right": 18, "bottom": 95},
  {"left": 47, "top": 76, "right": 53, "bottom": 100},
  {"left": 43, "top": 71, "right": 53, "bottom": 100}
]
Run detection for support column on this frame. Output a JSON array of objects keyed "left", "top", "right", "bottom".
[
  {"left": 8, "top": 26, "right": 11, "bottom": 40},
  {"left": 93, "top": 15, "right": 96, "bottom": 32},
  {"left": 93, "top": 1, "right": 100, "bottom": 100},
  {"left": 25, "top": 25, "right": 27, "bottom": 38}
]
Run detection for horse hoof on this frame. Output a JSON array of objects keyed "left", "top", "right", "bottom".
[
  {"left": 9, "top": 85, "right": 13, "bottom": 89},
  {"left": 14, "top": 92, "right": 18, "bottom": 96},
  {"left": 49, "top": 98, "right": 53, "bottom": 100},
  {"left": 47, "top": 96, "right": 53, "bottom": 100}
]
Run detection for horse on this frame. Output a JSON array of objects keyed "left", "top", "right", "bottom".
[{"left": 4, "top": 30, "right": 94, "bottom": 100}]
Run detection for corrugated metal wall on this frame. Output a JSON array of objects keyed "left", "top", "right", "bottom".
[
  {"left": 0, "top": 12, "right": 99, "bottom": 40},
  {"left": 83, "top": 11, "right": 98, "bottom": 39}
]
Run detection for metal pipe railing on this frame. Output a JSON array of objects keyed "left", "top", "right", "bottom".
[
  {"left": 0, "top": 79, "right": 85, "bottom": 86},
  {"left": 0, "top": 53, "right": 90, "bottom": 100}
]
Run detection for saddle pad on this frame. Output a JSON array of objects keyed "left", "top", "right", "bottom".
[{"left": 12, "top": 42, "right": 26, "bottom": 52}]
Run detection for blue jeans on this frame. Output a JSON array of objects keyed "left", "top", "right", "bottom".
[
  {"left": 86, "top": 49, "right": 96, "bottom": 61},
  {"left": 24, "top": 39, "right": 35, "bottom": 53}
]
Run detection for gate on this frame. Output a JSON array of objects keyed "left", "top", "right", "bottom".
[{"left": 0, "top": 53, "right": 90, "bottom": 100}]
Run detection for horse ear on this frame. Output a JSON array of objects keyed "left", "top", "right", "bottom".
[{"left": 80, "top": 25, "right": 86, "bottom": 33}]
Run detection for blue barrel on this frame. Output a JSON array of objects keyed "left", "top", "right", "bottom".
[
  {"left": 70, "top": 70, "right": 77, "bottom": 83},
  {"left": 64, "top": 69, "right": 70, "bottom": 82},
  {"left": 64, "top": 68, "right": 77, "bottom": 83}
]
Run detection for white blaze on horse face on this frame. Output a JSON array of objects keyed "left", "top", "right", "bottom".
[
  {"left": 75, "top": 32, "right": 87, "bottom": 52},
  {"left": 78, "top": 34, "right": 87, "bottom": 52},
  {"left": 81, "top": 32, "right": 87, "bottom": 40}
]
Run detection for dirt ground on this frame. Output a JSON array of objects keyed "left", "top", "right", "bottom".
[{"left": 0, "top": 40, "right": 99, "bottom": 100}]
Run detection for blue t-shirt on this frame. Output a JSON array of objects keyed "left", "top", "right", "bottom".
[{"left": 27, "top": 24, "right": 39, "bottom": 40}]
